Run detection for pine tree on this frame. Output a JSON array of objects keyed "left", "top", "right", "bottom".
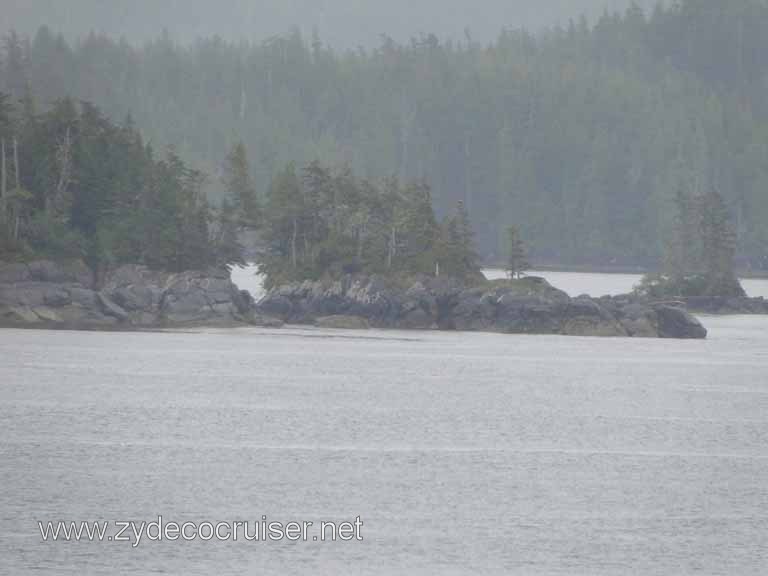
[
  {"left": 436, "top": 201, "right": 480, "bottom": 279},
  {"left": 506, "top": 225, "right": 529, "bottom": 279},
  {"left": 223, "top": 141, "right": 259, "bottom": 227},
  {"left": 665, "top": 187, "right": 701, "bottom": 278},
  {"left": 260, "top": 163, "right": 304, "bottom": 286},
  {"left": 454, "top": 201, "right": 480, "bottom": 277},
  {"left": 396, "top": 180, "right": 439, "bottom": 275},
  {"left": 214, "top": 198, "right": 246, "bottom": 270},
  {"left": 698, "top": 188, "right": 743, "bottom": 296}
]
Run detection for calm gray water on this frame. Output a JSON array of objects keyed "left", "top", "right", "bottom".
[{"left": 2, "top": 273, "right": 768, "bottom": 575}]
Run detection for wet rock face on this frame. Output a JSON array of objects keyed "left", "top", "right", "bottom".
[
  {"left": 0, "top": 261, "right": 259, "bottom": 330},
  {"left": 256, "top": 275, "right": 708, "bottom": 339},
  {"left": 652, "top": 305, "right": 708, "bottom": 340}
]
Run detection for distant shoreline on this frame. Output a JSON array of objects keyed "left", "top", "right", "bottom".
[
  {"left": 238, "top": 262, "right": 768, "bottom": 280},
  {"left": 482, "top": 263, "right": 768, "bottom": 279}
]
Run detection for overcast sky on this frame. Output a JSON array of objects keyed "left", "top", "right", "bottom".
[{"left": 2, "top": 0, "right": 660, "bottom": 47}]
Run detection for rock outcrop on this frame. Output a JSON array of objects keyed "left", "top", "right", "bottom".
[
  {"left": 0, "top": 260, "right": 270, "bottom": 330},
  {"left": 256, "top": 275, "right": 707, "bottom": 339}
]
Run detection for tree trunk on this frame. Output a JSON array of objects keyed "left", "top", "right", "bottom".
[
  {"left": 291, "top": 217, "right": 298, "bottom": 269},
  {"left": 13, "top": 137, "right": 19, "bottom": 189},
  {"left": 0, "top": 138, "right": 6, "bottom": 229},
  {"left": 1, "top": 138, "right": 6, "bottom": 204},
  {"left": 387, "top": 226, "right": 397, "bottom": 269},
  {"left": 357, "top": 229, "right": 362, "bottom": 260},
  {"left": 52, "top": 126, "right": 73, "bottom": 215},
  {"left": 357, "top": 222, "right": 366, "bottom": 260}
]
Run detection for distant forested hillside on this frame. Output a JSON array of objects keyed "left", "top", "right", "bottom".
[
  {"left": 1, "top": 0, "right": 660, "bottom": 47},
  {"left": 2, "top": 0, "right": 767, "bottom": 269}
]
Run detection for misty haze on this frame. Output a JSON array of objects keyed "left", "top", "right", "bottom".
[
  {"left": 1, "top": 1, "right": 767, "bottom": 575},
  {"left": 4, "top": 0, "right": 659, "bottom": 46}
]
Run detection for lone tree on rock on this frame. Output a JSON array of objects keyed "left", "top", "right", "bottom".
[
  {"left": 640, "top": 186, "right": 745, "bottom": 298},
  {"left": 505, "top": 225, "right": 529, "bottom": 279}
]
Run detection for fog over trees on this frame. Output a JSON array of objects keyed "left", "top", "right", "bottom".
[
  {"left": 2, "top": 0, "right": 768, "bottom": 270},
  {"left": 2, "top": 1, "right": 659, "bottom": 47}
]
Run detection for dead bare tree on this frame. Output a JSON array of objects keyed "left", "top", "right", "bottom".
[
  {"left": 13, "top": 137, "right": 19, "bottom": 189},
  {"left": 12, "top": 138, "right": 21, "bottom": 242}
]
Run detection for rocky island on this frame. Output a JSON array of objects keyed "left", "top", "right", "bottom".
[
  {"left": 0, "top": 260, "right": 708, "bottom": 339},
  {"left": 256, "top": 273, "right": 707, "bottom": 339}
]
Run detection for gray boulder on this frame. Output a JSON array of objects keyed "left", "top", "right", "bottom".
[
  {"left": 27, "top": 260, "right": 92, "bottom": 285},
  {"left": 0, "top": 262, "right": 32, "bottom": 284},
  {"left": 156, "top": 269, "right": 251, "bottom": 326},
  {"left": 653, "top": 305, "right": 708, "bottom": 339}
]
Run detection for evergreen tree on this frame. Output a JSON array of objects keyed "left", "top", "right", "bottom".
[
  {"left": 436, "top": 201, "right": 480, "bottom": 278},
  {"left": 396, "top": 180, "right": 439, "bottom": 275},
  {"left": 260, "top": 162, "right": 304, "bottom": 286},
  {"left": 213, "top": 198, "right": 246, "bottom": 270},
  {"left": 642, "top": 186, "right": 745, "bottom": 298},
  {"left": 506, "top": 225, "right": 529, "bottom": 279},
  {"left": 665, "top": 188, "right": 701, "bottom": 279},
  {"left": 223, "top": 141, "right": 259, "bottom": 227},
  {"left": 699, "top": 188, "right": 743, "bottom": 296},
  {"left": 453, "top": 200, "right": 480, "bottom": 276}
]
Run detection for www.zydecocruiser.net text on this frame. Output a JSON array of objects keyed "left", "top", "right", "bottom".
[{"left": 38, "top": 516, "right": 364, "bottom": 547}]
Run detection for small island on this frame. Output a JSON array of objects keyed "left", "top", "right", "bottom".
[{"left": 0, "top": 94, "right": 723, "bottom": 339}]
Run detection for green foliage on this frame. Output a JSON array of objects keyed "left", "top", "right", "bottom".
[
  {"left": 257, "top": 161, "right": 480, "bottom": 288},
  {"left": 635, "top": 273, "right": 709, "bottom": 300},
  {"left": 0, "top": 93, "right": 244, "bottom": 272},
  {"left": 699, "top": 189, "right": 740, "bottom": 293},
  {"left": 223, "top": 141, "right": 260, "bottom": 227},
  {"left": 213, "top": 198, "right": 247, "bottom": 270},
  {"left": 640, "top": 188, "right": 746, "bottom": 298},
  {"left": 25, "top": 211, "right": 86, "bottom": 260},
  {"left": 435, "top": 201, "right": 480, "bottom": 278}
]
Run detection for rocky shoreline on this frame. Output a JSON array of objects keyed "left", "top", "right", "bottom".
[
  {"left": 0, "top": 260, "right": 264, "bottom": 330},
  {"left": 256, "top": 274, "right": 708, "bottom": 339},
  {"left": 0, "top": 261, "right": 713, "bottom": 338}
]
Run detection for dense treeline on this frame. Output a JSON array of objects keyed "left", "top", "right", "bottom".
[
  {"left": 0, "top": 94, "right": 244, "bottom": 273},
  {"left": 2, "top": 0, "right": 768, "bottom": 269},
  {"left": 259, "top": 161, "right": 479, "bottom": 288}
]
